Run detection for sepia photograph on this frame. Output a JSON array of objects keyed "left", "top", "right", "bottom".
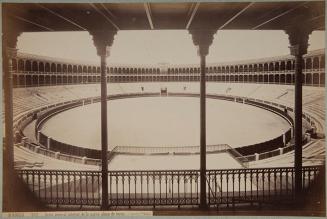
[{"left": 1, "top": 0, "right": 326, "bottom": 217}]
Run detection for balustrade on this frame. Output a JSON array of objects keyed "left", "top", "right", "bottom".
[{"left": 17, "top": 165, "right": 322, "bottom": 208}]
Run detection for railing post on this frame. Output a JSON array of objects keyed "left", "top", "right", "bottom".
[
  {"left": 90, "top": 30, "right": 117, "bottom": 210},
  {"left": 47, "top": 137, "right": 51, "bottom": 150}
]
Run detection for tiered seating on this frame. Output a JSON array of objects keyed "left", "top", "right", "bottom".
[
  {"left": 14, "top": 144, "right": 97, "bottom": 170},
  {"left": 9, "top": 82, "right": 325, "bottom": 170}
]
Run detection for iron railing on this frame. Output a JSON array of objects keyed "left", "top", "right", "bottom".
[
  {"left": 206, "top": 166, "right": 321, "bottom": 207},
  {"left": 17, "top": 165, "right": 323, "bottom": 208},
  {"left": 112, "top": 144, "right": 230, "bottom": 155}
]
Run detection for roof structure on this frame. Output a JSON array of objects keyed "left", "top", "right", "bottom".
[{"left": 4, "top": 2, "right": 325, "bottom": 33}]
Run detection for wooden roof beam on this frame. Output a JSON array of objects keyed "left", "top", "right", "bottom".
[
  {"left": 219, "top": 2, "right": 255, "bottom": 30},
  {"left": 186, "top": 2, "right": 200, "bottom": 30},
  {"left": 144, "top": 3, "right": 154, "bottom": 29},
  {"left": 36, "top": 3, "right": 88, "bottom": 31}
]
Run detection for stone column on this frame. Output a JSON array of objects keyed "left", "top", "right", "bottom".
[
  {"left": 285, "top": 26, "right": 312, "bottom": 196},
  {"left": 90, "top": 30, "right": 117, "bottom": 210},
  {"left": 3, "top": 15, "right": 21, "bottom": 210},
  {"left": 189, "top": 29, "right": 216, "bottom": 209}
]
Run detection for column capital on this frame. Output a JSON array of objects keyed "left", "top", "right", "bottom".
[
  {"left": 3, "top": 28, "right": 21, "bottom": 58},
  {"left": 189, "top": 29, "right": 217, "bottom": 57},
  {"left": 285, "top": 26, "right": 312, "bottom": 56},
  {"left": 6, "top": 48, "right": 19, "bottom": 59},
  {"left": 89, "top": 30, "right": 117, "bottom": 57}
]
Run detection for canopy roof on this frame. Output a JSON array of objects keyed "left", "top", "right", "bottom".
[{"left": 4, "top": 1, "right": 325, "bottom": 33}]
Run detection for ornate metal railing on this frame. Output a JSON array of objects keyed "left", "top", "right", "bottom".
[
  {"left": 206, "top": 166, "right": 321, "bottom": 207},
  {"left": 17, "top": 170, "right": 102, "bottom": 206},
  {"left": 112, "top": 144, "right": 230, "bottom": 155},
  {"left": 16, "top": 165, "right": 323, "bottom": 208}
]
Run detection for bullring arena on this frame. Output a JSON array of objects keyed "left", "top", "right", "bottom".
[{"left": 2, "top": 2, "right": 326, "bottom": 216}]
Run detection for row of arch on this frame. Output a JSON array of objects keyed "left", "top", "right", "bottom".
[
  {"left": 168, "top": 58, "right": 322, "bottom": 74},
  {"left": 12, "top": 58, "right": 160, "bottom": 75},
  {"left": 13, "top": 72, "right": 325, "bottom": 88},
  {"left": 13, "top": 53, "right": 325, "bottom": 75}
]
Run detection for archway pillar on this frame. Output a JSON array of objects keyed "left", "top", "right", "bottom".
[
  {"left": 189, "top": 29, "right": 216, "bottom": 209},
  {"left": 285, "top": 26, "right": 312, "bottom": 198},
  {"left": 90, "top": 30, "right": 117, "bottom": 210},
  {"left": 3, "top": 17, "right": 21, "bottom": 209}
]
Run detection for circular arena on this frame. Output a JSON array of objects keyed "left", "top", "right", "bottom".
[{"left": 2, "top": 2, "right": 326, "bottom": 215}]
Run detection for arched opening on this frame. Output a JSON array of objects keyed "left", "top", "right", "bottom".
[
  {"left": 51, "top": 63, "right": 56, "bottom": 72},
  {"left": 305, "top": 58, "right": 312, "bottom": 69},
  {"left": 320, "top": 73, "right": 325, "bottom": 86},
  {"left": 313, "top": 57, "right": 319, "bottom": 69},
  {"left": 19, "top": 75, "right": 25, "bottom": 86},
  {"left": 286, "top": 60, "right": 292, "bottom": 71},
  {"left": 280, "top": 74, "right": 285, "bottom": 84},
  {"left": 77, "top": 65, "right": 82, "bottom": 73},
  {"left": 275, "top": 62, "right": 280, "bottom": 71},
  {"left": 313, "top": 73, "right": 319, "bottom": 85},
  {"left": 259, "top": 74, "right": 263, "bottom": 83},
  {"left": 321, "top": 55, "right": 325, "bottom": 69},
  {"left": 63, "top": 76, "right": 68, "bottom": 84},
  {"left": 253, "top": 75, "right": 258, "bottom": 82},
  {"left": 18, "top": 59, "right": 24, "bottom": 71},
  {"left": 39, "top": 62, "right": 44, "bottom": 72},
  {"left": 32, "top": 61, "right": 38, "bottom": 72},
  {"left": 51, "top": 75, "right": 56, "bottom": 85},
  {"left": 57, "top": 76, "right": 62, "bottom": 84},
  {"left": 275, "top": 74, "right": 280, "bottom": 83},
  {"left": 263, "top": 63, "right": 268, "bottom": 72},
  {"left": 45, "top": 75, "right": 50, "bottom": 85},
  {"left": 258, "top": 64, "right": 263, "bottom": 72},
  {"left": 45, "top": 63, "right": 50, "bottom": 72},
  {"left": 39, "top": 75, "right": 45, "bottom": 85},
  {"left": 280, "top": 62, "right": 285, "bottom": 71},
  {"left": 73, "top": 76, "right": 78, "bottom": 84},
  {"left": 12, "top": 59, "right": 17, "bottom": 71},
  {"left": 57, "top": 64, "right": 62, "bottom": 72},
  {"left": 13, "top": 74, "right": 18, "bottom": 87},
  {"left": 25, "top": 60, "right": 31, "bottom": 72},
  {"left": 305, "top": 73, "right": 312, "bottom": 85},
  {"left": 73, "top": 65, "right": 77, "bottom": 73},
  {"left": 286, "top": 74, "right": 292, "bottom": 84},
  {"left": 32, "top": 75, "right": 38, "bottom": 85},
  {"left": 63, "top": 64, "right": 67, "bottom": 73},
  {"left": 68, "top": 65, "right": 72, "bottom": 73},
  {"left": 68, "top": 76, "right": 73, "bottom": 84},
  {"left": 26, "top": 75, "right": 32, "bottom": 87},
  {"left": 268, "top": 63, "right": 274, "bottom": 71}
]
